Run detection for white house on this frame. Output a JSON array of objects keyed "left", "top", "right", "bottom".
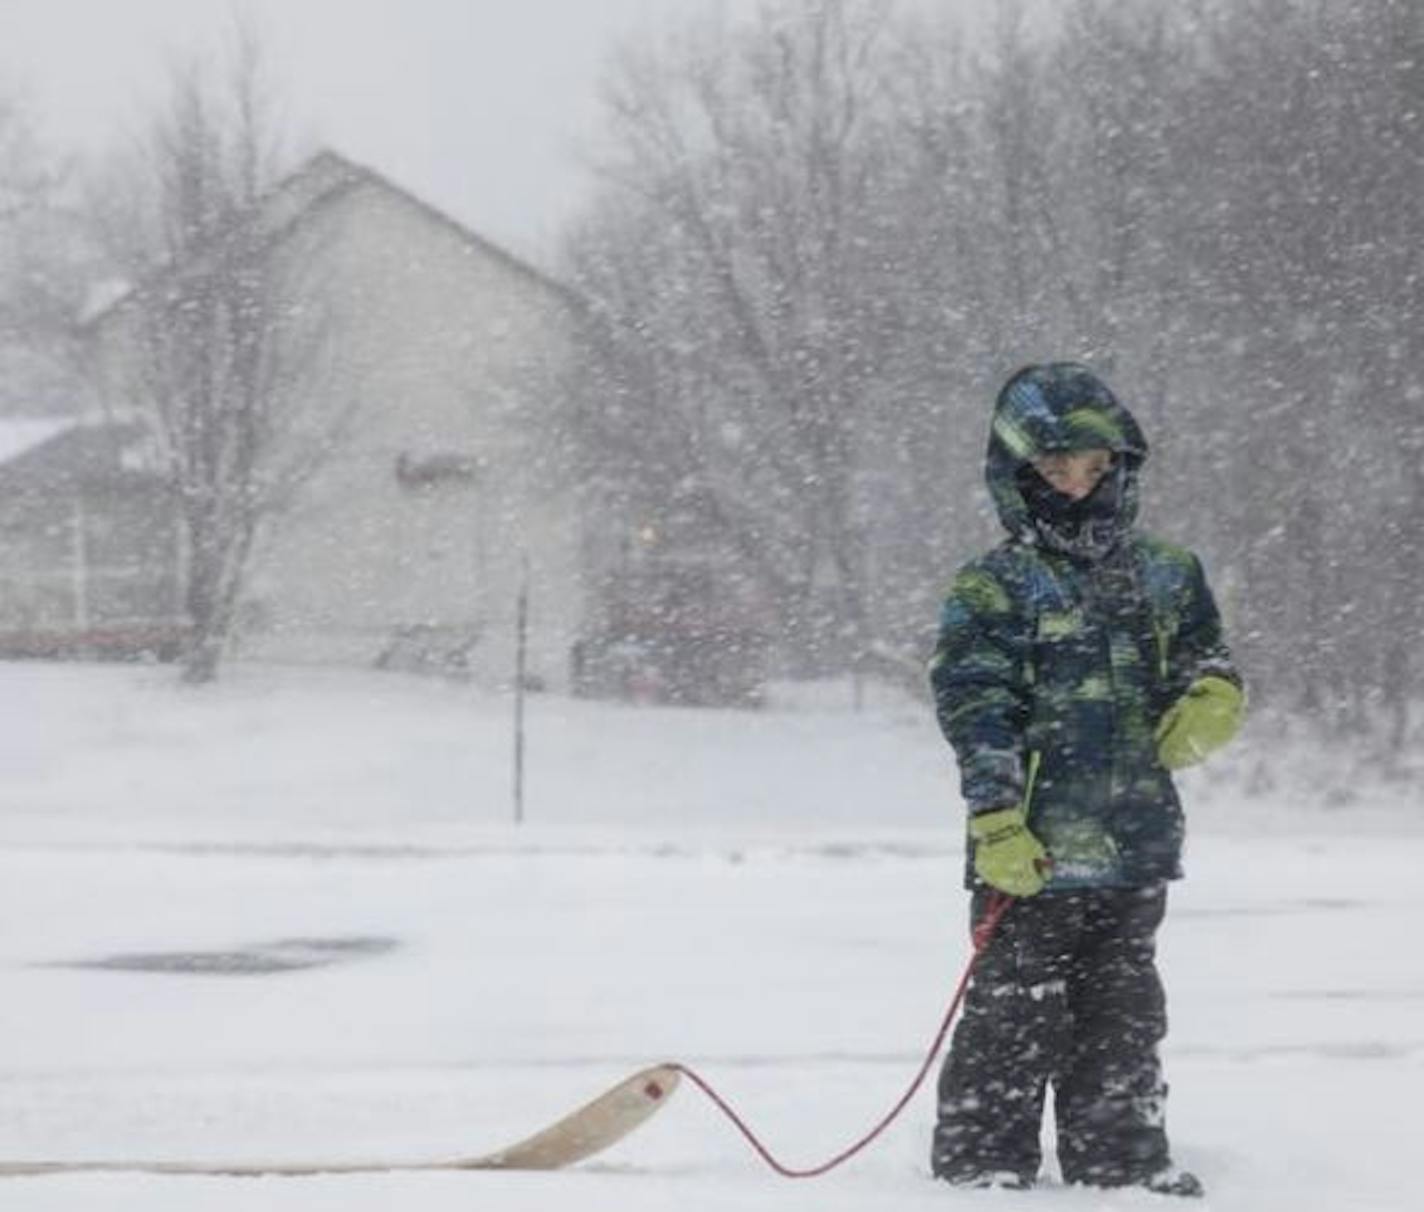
[{"left": 85, "top": 151, "right": 586, "bottom": 689}]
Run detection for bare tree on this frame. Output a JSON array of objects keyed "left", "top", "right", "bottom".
[
  {"left": 96, "top": 27, "right": 334, "bottom": 683},
  {"left": 566, "top": 0, "right": 1424, "bottom": 753},
  {"left": 567, "top": 0, "right": 907, "bottom": 679}
]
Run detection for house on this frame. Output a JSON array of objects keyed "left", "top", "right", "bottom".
[
  {"left": 0, "top": 416, "right": 182, "bottom": 659},
  {"left": 81, "top": 151, "right": 586, "bottom": 689}
]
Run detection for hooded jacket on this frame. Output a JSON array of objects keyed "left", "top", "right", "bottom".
[{"left": 929, "top": 364, "right": 1240, "bottom": 890}]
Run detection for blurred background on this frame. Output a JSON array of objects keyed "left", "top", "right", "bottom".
[{"left": 0, "top": 0, "right": 1418, "bottom": 779}]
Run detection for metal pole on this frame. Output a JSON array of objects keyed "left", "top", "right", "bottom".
[
  {"left": 72, "top": 493, "right": 89, "bottom": 630},
  {"left": 513, "top": 555, "right": 529, "bottom": 825}
]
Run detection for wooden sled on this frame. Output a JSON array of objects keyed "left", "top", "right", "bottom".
[{"left": 0, "top": 1064, "right": 680, "bottom": 1178}]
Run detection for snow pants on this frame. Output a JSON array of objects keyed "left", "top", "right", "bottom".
[{"left": 931, "top": 884, "right": 1171, "bottom": 1186}]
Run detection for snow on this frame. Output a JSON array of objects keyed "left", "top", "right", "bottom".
[
  {"left": 0, "top": 661, "right": 1419, "bottom": 1210},
  {"left": 0, "top": 418, "right": 75, "bottom": 466}
]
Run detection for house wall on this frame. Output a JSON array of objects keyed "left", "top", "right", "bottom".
[
  {"left": 0, "top": 483, "right": 182, "bottom": 651},
  {"left": 0, "top": 424, "right": 181, "bottom": 646},
  {"left": 231, "top": 179, "right": 584, "bottom": 689},
  {"left": 0, "top": 489, "right": 83, "bottom": 629}
]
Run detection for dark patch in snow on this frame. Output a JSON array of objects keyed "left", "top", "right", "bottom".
[{"left": 42, "top": 936, "right": 400, "bottom": 976}]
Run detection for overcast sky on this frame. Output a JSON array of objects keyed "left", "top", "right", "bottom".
[{"left": 0, "top": 0, "right": 779, "bottom": 264}]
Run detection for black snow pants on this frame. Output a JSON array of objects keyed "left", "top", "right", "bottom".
[{"left": 931, "top": 884, "right": 1171, "bottom": 1186}]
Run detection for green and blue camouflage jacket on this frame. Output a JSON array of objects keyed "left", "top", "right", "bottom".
[{"left": 929, "top": 365, "right": 1241, "bottom": 890}]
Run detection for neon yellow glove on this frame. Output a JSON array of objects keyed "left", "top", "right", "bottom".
[
  {"left": 969, "top": 807, "right": 1050, "bottom": 897},
  {"left": 1155, "top": 676, "right": 1245, "bottom": 770}
]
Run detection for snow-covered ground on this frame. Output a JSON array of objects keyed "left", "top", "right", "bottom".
[{"left": 0, "top": 661, "right": 1419, "bottom": 1210}]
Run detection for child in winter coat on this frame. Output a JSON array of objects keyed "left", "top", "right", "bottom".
[{"left": 928, "top": 363, "right": 1243, "bottom": 1197}]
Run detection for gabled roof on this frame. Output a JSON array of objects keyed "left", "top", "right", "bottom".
[
  {"left": 267, "top": 151, "right": 583, "bottom": 305},
  {"left": 85, "top": 149, "right": 584, "bottom": 330},
  {"left": 0, "top": 418, "right": 76, "bottom": 466},
  {"left": 0, "top": 416, "right": 158, "bottom": 493}
]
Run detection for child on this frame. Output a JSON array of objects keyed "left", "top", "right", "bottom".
[{"left": 928, "top": 363, "right": 1243, "bottom": 1197}]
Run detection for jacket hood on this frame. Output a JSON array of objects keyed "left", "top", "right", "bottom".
[{"left": 986, "top": 363, "right": 1149, "bottom": 542}]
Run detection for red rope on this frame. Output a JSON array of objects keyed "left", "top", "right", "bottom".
[{"left": 666, "top": 891, "right": 1014, "bottom": 1178}]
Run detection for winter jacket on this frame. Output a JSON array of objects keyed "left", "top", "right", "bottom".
[{"left": 929, "top": 365, "right": 1240, "bottom": 890}]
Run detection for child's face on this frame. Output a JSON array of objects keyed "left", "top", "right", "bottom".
[{"left": 1030, "top": 448, "right": 1114, "bottom": 501}]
